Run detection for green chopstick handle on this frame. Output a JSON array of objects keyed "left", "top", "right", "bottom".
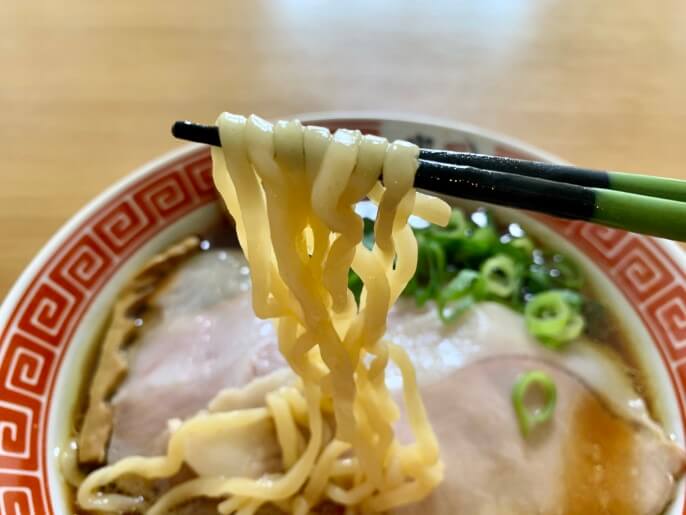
[
  {"left": 609, "top": 172, "right": 686, "bottom": 202},
  {"left": 593, "top": 188, "right": 686, "bottom": 240}
]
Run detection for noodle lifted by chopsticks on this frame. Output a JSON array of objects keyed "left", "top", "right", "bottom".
[{"left": 77, "top": 113, "right": 450, "bottom": 514}]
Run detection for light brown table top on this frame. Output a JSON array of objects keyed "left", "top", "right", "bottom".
[{"left": 1, "top": 0, "right": 685, "bottom": 297}]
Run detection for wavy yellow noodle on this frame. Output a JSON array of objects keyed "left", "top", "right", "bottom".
[{"left": 75, "top": 113, "right": 449, "bottom": 514}]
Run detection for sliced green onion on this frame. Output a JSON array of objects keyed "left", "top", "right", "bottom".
[
  {"left": 438, "top": 269, "right": 480, "bottom": 323},
  {"left": 361, "top": 218, "right": 375, "bottom": 250},
  {"left": 426, "top": 239, "right": 447, "bottom": 288},
  {"left": 480, "top": 254, "right": 518, "bottom": 298},
  {"left": 439, "top": 295, "right": 475, "bottom": 323},
  {"left": 396, "top": 206, "right": 588, "bottom": 341},
  {"left": 348, "top": 269, "right": 363, "bottom": 303},
  {"left": 447, "top": 209, "right": 468, "bottom": 230},
  {"left": 455, "top": 225, "right": 499, "bottom": 261},
  {"left": 430, "top": 209, "right": 468, "bottom": 243},
  {"left": 509, "top": 237, "right": 534, "bottom": 256},
  {"left": 525, "top": 290, "right": 571, "bottom": 337},
  {"left": 525, "top": 290, "right": 585, "bottom": 348},
  {"left": 512, "top": 370, "right": 557, "bottom": 437},
  {"left": 525, "top": 264, "right": 553, "bottom": 293},
  {"left": 440, "top": 269, "right": 480, "bottom": 302},
  {"left": 557, "top": 312, "right": 585, "bottom": 341},
  {"left": 550, "top": 254, "right": 584, "bottom": 289}
]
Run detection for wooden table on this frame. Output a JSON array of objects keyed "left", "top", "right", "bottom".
[{"left": 1, "top": 0, "right": 685, "bottom": 297}]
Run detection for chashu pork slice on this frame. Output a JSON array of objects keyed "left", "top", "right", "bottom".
[
  {"left": 107, "top": 251, "right": 286, "bottom": 463},
  {"left": 395, "top": 356, "right": 686, "bottom": 515}
]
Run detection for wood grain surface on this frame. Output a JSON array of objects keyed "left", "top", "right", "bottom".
[{"left": 1, "top": 0, "right": 685, "bottom": 297}]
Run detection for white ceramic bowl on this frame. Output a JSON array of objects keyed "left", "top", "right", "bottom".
[{"left": 1, "top": 113, "right": 684, "bottom": 514}]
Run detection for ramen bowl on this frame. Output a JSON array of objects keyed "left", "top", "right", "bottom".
[{"left": 1, "top": 113, "right": 685, "bottom": 514}]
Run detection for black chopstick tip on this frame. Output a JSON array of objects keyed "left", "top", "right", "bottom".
[
  {"left": 171, "top": 120, "right": 187, "bottom": 142},
  {"left": 171, "top": 120, "right": 221, "bottom": 147},
  {"left": 172, "top": 120, "right": 185, "bottom": 131},
  {"left": 171, "top": 120, "right": 192, "bottom": 139}
]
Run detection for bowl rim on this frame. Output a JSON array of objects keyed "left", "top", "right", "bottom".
[{"left": 0, "top": 141, "right": 206, "bottom": 319}]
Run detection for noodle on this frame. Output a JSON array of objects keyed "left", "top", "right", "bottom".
[
  {"left": 59, "top": 439, "right": 85, "bottom": 487},
  {"left": 75, "top": 113, "right": 449, "bottom": 514},
  {"left": 267, "top": 390, "right": 303, "bottom": 469}
]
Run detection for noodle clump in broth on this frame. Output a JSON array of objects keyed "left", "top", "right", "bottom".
[{"left": 76, "top": 113, "right": 451, "bottom": 514}]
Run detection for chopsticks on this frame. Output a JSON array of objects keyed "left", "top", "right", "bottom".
[
  {"left": 172, "top": 120, "right": 686, "bottom": 241},
  {"left": 420, "top": 149, "right": 686, "bottom": 203}
]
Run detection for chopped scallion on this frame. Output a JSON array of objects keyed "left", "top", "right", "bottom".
[
  {"left": 525, "top": 290, "right": 585, "bottom": 348},
  {"left": 438, "top": 269, "right": 480, "bottom": 323},
  {"left": 347, "top": 206, "right": 587, "bottom": 347},
  {"left": 512, "top": 370, "right": 557, "bottom": 437},
  {"left": 509, "top": 236, "right": 534, "bottom": 256},
  {"left": 480, "top": 254, "right": 518, "bottom": 298},
  {"left": 524, "top": 290, "right": 571, "bottom": 337}
]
